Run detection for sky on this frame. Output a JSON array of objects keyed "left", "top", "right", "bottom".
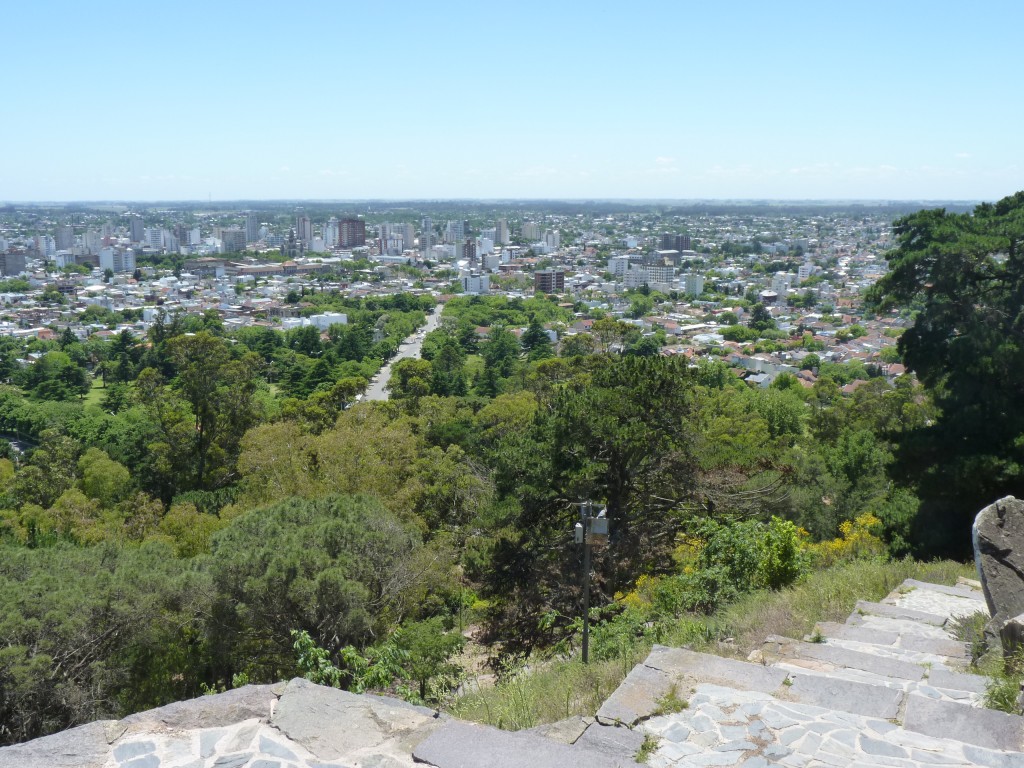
[{"left": 3, "top": 0, "right": 1023, "bottom": 202}]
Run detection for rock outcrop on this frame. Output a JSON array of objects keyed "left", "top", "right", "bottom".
[{"left": 973, "top": 495, "right": 1024, "bottom": 653}]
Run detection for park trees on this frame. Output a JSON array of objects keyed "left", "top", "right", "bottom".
[{"left": 867, "top": 192, "right": 1024, "bottom": 553}]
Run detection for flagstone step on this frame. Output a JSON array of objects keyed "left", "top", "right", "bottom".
[
  {"left": 758, "top": 634, "right": 928, "bottom": 682},
  {"left": 412, "top": 720, "right": 641, "bottom": 767},
  {"left": 887, "top": 579, "right": 988, "bottom": 621},
  {"left": 850, "top": 599, "right": 950, "bottom": 627},
  {"left": 598, "top": 646, "right": 909, "bottom": 724},
  {"left": 639, "top": 684, "right": 1023, "bottom": 768},
  {"left": 811, "top": 621, "right": 970, "bottom": 663}
]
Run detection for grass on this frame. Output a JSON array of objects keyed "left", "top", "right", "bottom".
[
  {"left": 447, "top": 657, "right": 627, "bottom": 730},
  {"left": 636, "top": 733, "right": 660, "bottom": 763},
  {"left": 446, "top": 558, "right": 974, "bottom": 731},
  {"left": 652, "top": 683, "right": 688, "bottom": 716},
  {"left": 82, "top": 377, "right": 107, "bottom": 407},
  {"left": 686, "top": 558, "right": 975, "bottom": 657}
]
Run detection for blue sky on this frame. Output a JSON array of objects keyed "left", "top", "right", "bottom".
[{"left": 3, "top": 0, "right": 1022, "bottom": 201}]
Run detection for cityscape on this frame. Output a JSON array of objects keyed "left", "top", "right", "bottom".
[
  {"left": 0, "top": 200, "right": 941, "bottom": 394},
  {"left": 4, "top": 0, "right": 1024, "bottom": 764}
]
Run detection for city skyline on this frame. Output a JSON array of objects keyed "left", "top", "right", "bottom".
[{"left": 3, "top": 0, "right": 1022, "bottom": 202}]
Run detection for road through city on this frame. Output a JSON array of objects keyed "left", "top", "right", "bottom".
[{"left": 363, "top": 304, "right": 442, "bottom": 401}]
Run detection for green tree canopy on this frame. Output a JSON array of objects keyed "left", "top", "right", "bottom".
[{"left": 867, "top": 192, "right": 1024, "bottom": 553}]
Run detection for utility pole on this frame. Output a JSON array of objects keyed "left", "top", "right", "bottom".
[{"left": 574, "top": 501, "right": 608, "bottom": 664}]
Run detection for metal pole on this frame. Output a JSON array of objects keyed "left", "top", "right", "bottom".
[{"left": 582, "top": 502, "right": 591, "bottom": 664}]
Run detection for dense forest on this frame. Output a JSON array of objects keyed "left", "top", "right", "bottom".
[{"left": 2, "top": 193, "right": 1024, "bottom": 746}]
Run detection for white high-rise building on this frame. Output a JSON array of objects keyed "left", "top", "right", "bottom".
[
  {"left": 83, "top": 230, "right": 102, "bottom": 255},
  {"left": 522, "top": 222, "right": 541, "bottom": 240},
  {"left": 420, "top": 217, "right": 433, "bottom": 251},
  {"left": 446, "top": 220, "right": 464, "bottom": 244},
  {"left": 99, "top": 247, "right": 136, "bottom": 273},
  {"left": 324, "top": 218, "right": 339, "bottom": 248},
  {"left": 400, "top": 223, "right": 415, "bottom": 252},
  {"left": 496, "top": 218, "right": 510, "bottom": 245},
  {"left": 245, "top": 212, "right": 259, "bottom": 244},
  {"left": 684, "top": 273, "right": 705, "bottom": 296},
  {"left": 608, "top": 256, "right": 630, "bottom": 277}
]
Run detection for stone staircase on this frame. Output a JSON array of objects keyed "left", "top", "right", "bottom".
[
  {"left": 596, "top": 577, "right": 1024, "bottom": 767},
  {"left": 4, "top": 577, "right": 1022, "bottom": 768}
]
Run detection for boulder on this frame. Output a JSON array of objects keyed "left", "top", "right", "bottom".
[{"left": 973, "top": 496, "right": 1024, "bottom": 651}]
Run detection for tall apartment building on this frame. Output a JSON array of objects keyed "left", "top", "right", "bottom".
[
  {"left": 220, "top": 228, "right": 247, "bottom": 253},
  {"left": 245, "top": 212, "right": 259, "bottom": 244},
  {"left": 522, "top": 222, "right": 541, "bottom": 241},
  {"left": 683, "top": 273, "right": 706, "bottom": 296},
  {"left": 534, "top": 268, "right": 565, "bottom": 293},
  {"left": 295, "top": 213, "right": 313, "bottom": 244},
  {"left": 0, "top": 252, "right": 27, "bottom": 276},
  {"left": 56, "top": 225, "right": 74, "bottom": 251},
  {"left": 420, "top": 217, "right": 433, "bottom": 251},
  {"left": 99, "top": 247, "right": 136, "bottom": 273},
  {"left": 660, "top": 233, "right": 691, "bottom": 252},
  {"left": 324, "top": 218, "right": 339, "bottom": 248},
  {"left": 399, "top": 223, "right": 415, "bottom": 252},
  {"left": 496, "top": 218, "right": 510, "bottom": 245},
  {"left": 338, "top": 218, "right": 366, "bottom": 248},
  {"left": 461, "top": 239, "right": 477, "bottom": 262},
  {"left": 446, "top": 220, "right": 464, "bottom": 244},
  {"left": 129, "top": 216, "right": 145, "bottom": 243}
]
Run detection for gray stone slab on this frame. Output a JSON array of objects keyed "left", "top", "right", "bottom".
[
  {"left": 904, "top": 692, "right": 1024, "bottom": 751},
  {"left": 413, "top": 720, "right": 639, "bottom": 767},
  {"left": 851, "top": 600, "right": 949, "bottom": 626},
  {"left": 901, "top": 579, "right": 986, "bottom": 602},
  {"left": 272, "top": 677, "right": 439, "bottom": 760},
  {"left": 766, "top": 637, "right": 926, "bottom": 681},
  {"left": 596, "top": 659, "right": 672, "bottom": 725},
  {"left": 0, "top": 720, "right": 114, "bottom": 768},
  {"left": 524, "top": 715, "right": 592, "bottom": 744},
  {"left": 786, "top": 673, "right": 903, "bottom": 719},
  {"left": 118, "top": 683, "right": 283, "bottom": 730},
  {"left": 812, "top": 622, "right": 899, "bottom": 646},
  {"left": 574, "top": 723, "right": 645, "bottom": 761},
  {"left": 926, "top": 668, "right": 990, "bottom": 694},
  {"left": 644, "top": 646, "right": 789, "bottom": 695},
  {"left": 898, "top": 634, "right": 968, "bottom": 659}
]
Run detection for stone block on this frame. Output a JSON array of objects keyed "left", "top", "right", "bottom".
[
  {"left": 596, "top": 660, "right": 672, "bottom": 725},
  {"left": 850, "top": 600, "right": 948, "bottom": 626},
  {"left": 574, "top": 723, "right": 645, "bottom": 761},
  {"left": 412, "top": 721, "right": 639, "bottom": 767},
  {"left": 118, "top": 684, "right": 282, "bottom": 730},
  {"left": 643, "top": 646, "right": 789, "bottom": 695},
  {"left": 0, "top": 720, "right": 114, "bottom": 768},
  {"left": 786, "top": 673, "right": 903, "bottom": 719},
  {"left": 904, "top": 692, "right": 1024, "bottom": 751}
]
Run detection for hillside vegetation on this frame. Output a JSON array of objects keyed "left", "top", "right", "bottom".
[{"left": 5, "top": 194, "right": 1024, "bottom": 745}]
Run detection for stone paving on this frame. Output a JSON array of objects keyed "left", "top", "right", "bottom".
[
  {"left": 640, "top": 685, "right": 1023, "bottom": 768},
  {"left": 623, "top": 578, "right": 1024, "bottom": 767},
  {"left": 2, "top": 577, "right": 1019, "bottom": 768}
]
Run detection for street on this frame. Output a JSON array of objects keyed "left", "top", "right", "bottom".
[{"left": 363, "top": 304, "right": 442, "bottom": 401}]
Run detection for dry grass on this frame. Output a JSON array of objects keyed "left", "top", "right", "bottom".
[
  {"left": 694, "top": 558, "right": 976, "bottom": 656},
  {"left": 447, "top": 558, "right": 974, "bottom": 730}
]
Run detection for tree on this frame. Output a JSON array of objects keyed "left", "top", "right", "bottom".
[
  {"left": 209, "top": 495, "right": 441, "bottom": 680},
  {"left": 866, "top": 192, "right": 1024, "bottom": 554},
  {"left": 520, "top": 317, "right": 553, "bottom": 361},
  {"left": 430, "top": 337, "right": 467, "bottom": 397},
  {"left": 747, "top": 304, "right": 776, "bottom": 333},
  {"left": 24, "top": 352, "right": 89, "bottom": 401}
]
